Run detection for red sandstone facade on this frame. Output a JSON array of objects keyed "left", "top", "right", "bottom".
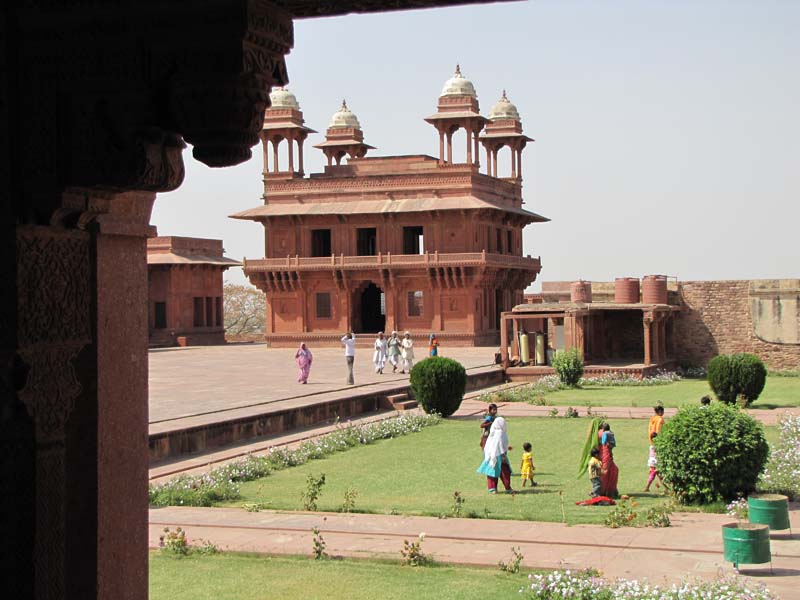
[
  {"left": 519, "top": 278, "right": 800, "bottom": 372},
  {"left": 233, "top": 70, "right": 548, "bottom": 346},
  {"left": 147, "top": 236, "right": 240, "bottom": 346}
]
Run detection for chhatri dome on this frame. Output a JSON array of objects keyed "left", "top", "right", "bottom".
[
  {"left": 440, "top": 64, "right": 477, "bottom": 98},
  {"left": 488, "top": 90, "right": 521, "bottom": 122},
  {"left": 328, "top": 99, "right": 362, "bottom": 129},
  {"left": 269, "top": 86, "right": 300, "bottom": 110}
]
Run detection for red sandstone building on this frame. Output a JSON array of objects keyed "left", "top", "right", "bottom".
[
  {"left": 147, "top": 236, "right": 240, "bottom": 346},
  {"left": 232, "top": 69, "right": 548, "bottom": 346}
]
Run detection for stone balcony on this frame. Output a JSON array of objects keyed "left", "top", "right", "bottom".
[{"left": 243, "top": 250, "right": 541, "bottom": 273}]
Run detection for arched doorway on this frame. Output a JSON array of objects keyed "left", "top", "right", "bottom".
[{"left": 355, "top": 282, "right": 386, "bottom": 333}]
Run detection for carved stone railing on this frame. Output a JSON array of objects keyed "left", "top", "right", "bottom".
[{"left": 243, "top": 251, "right": 541, "bottom": 272}]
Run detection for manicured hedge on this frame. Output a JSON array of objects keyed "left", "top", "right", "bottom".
[
  {"left": 707, "top": 353, "right": 767, "bottom": 406},
  {"left": 409, "top": 357, "right": 467, "bottom": 417},
  {"left": 655, "top": 402, "right": 769, "bottom": 504}
]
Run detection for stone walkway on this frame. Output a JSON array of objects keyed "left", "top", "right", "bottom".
[
  {"left": 149, "top": 343, "right": 497, "bottom": 424},
  {"left": 149, "top": 505, "right": 800, "bottom": 598}
]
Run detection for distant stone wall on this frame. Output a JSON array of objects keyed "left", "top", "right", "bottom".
[{"left": 674, "top": 280, "right": 800, "bottom": 370}]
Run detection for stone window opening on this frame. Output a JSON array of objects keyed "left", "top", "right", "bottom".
[
  {"left": 154, "top": 302, "right": 167, "bottom": 329},
  {"left": 357, "top": 227, "right": 377, "bottom": 256},
  {"left": 316, "top": 292, "right": 332, "bottom": 319},
  {"left": 507, "top": 230, "right": 513, "bottom": 254},
  {"left": 311, "top": 229, "right": 332, "bottom": 257},
  {"left": 408, "top": 290, "right": 424, "bottom": 317},
  {"left": 205, "top": 297, "right": 213, "bottom": 327},
  {"left": 215, "top": 297, "right": 222, "bottom": 328},
  {"left": 403, "top": 226, "right": 424, "bottom": 255},
  {"left": 193, "top": 297, "right": 204, "bottom": 327}
]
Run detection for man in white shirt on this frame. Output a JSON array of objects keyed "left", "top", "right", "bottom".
[{"left": 341, "top": 332, "right": 356, "bottom": 385}]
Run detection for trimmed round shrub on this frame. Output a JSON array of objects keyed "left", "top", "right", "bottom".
[
  {"left": 551, "top": 348, "right": 584, "bottom": 387},
  {"left": 707, "top": 353, "right": 767, "bottom": 406},
  {"left": 409, "top": 357, "right": 466, "bottom": 417},
  {"left": 655, "top": 403, "right": 769, "bottom": 504}
]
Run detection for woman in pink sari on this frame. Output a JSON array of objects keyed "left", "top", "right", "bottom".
[{"left": 295, "top": 343, "right": 313, "bottom": 384}]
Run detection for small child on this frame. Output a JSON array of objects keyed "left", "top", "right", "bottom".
[
  {"left": 589, "top": 447, "right": 602, "bottom": 497},
  {"left": 520, "top": 442, "right": 537, "bottom": 487},
  {"left": 643, "top": 432, "right": 667, "bottom": 493}
]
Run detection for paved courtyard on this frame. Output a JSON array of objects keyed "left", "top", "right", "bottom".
[{"left": 149, "top": 343, "right": 498, "bottom": 424}]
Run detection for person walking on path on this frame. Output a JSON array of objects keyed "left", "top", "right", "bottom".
[
  {"left": 341, "top": 332, "right": 356, "bottom": 385},
  {"left": 476, "top": 417, "right": 514, "bottom": 494},
  {"left": 294, "top": 342, "right": 313, "bottom": 384},
  {"left": 401, "top": 331, "right": 415, "bottom": 374},
  {"left": 387, "top": 331, "right": 402, "bottom": 373},
  {"left": 428, "top": 333, "right": 439, "bottom": 357},
  {"left": 648, "top": 405, "right": 665, "bottom": 441},
  {"left": 643, "top": 432, "right": 668, "bottom": 493},
  {"left": 373, "top": 332, "right": 388, "bottom": 374},
  {"left": 480, "top": 403, "right": 498, "bottom": 449}
]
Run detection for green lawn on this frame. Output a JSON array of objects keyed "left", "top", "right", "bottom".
[
  {"left": 150, "top": 552, "right": 531, "bottom": 600},
  {"left": 218, "top": 417, "right": 778, "bottom": 524},
  {"left": 538, "top": 377, "right": 800, "bottom": 409}
]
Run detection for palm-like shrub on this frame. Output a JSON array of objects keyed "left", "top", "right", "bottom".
[
  {"left": 655, "top": 403, "right": 769, "bottom": 504},
  {"left": 707, "top": 353, "right": 767, "bottom": 406},
  {"left": 551, "top": 348, "right": 583, "bottom": 387},
  {"left": 409, "top": 357, "right": 467, "bottom": 417}
]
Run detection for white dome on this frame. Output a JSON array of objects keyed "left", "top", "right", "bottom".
[
  {"left": 269, "top": 86, "right": 300, "bottom": 110},
  {"left": 328, "top": 100, "right": 361, "bottom": 129},
  {"left": 488, "top": 90, "right": 520, "bottom": 121},
  {"left": 440, "top": 64, "right": 477, "bottom": 98}
]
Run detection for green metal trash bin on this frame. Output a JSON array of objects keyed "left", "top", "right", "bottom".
[
  {"left": 722, "top": 522, "right": 771, "bottom": 569},
  {"left": 748, "top": 493, "right": 791, "bottom": 531}
]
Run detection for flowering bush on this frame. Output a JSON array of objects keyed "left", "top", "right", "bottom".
[
  {"left": 521, "top": 569, "right": 778, "bottom": 599},
  {"left": 726, "top": 497, "right": 749, "bottom": 521},
  {"left": 478, "top": 372, "right": 682, "bottom": 405},
  {"left": 400, "top": 533, "right": 431, "bottom": 567},
  {"left": 759, "top": 414, "right": 800, "bottom": 500},
  {"left": 149, "top": 413, "right": 442, "bottom": 507},
  {"left": 580, "top": 370, "right": 681, "bottom": 387}
]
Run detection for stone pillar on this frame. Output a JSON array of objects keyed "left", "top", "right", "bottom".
[
  {"left": 510, "top": 148, "right": 517, "bottom": 178},
  {"left": 446, "top": 131, "right": 453, "bottom": 164},
  {"left": 466, "top": 127, "right": 472, "bottom": 164},
  {"left": 500, "top": 313, "right": 509, "bottom": 367},
  {"left": 288, "top": 137, "right": 295, "bottom": 173},
  {"left": 298, "top": 139, "right": 305, "bottom": 175},
  {"left": 439, "top": 130, "right": 445, "bottom": 165},
  {"left": 643, "top": 314, "right": 653, "bottom": 366},
  {"left": 1, "top": 2, "right": 294, "bottom": 599}
]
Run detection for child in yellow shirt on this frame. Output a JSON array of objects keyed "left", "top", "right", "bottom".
[{"left": 520, "top": 442, "right": 536, "bottom": 487}]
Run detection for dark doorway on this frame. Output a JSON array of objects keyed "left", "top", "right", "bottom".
[
  {"left": 311, "top": 229, "right": 331, "bottom": 257},
  {"left": 357, "top": 227, "right": 377, "bottom": 256},
  {"left": 403, "top": 226, "right": 424, "bottom": 254},
  {"left": 357, "top": 282, "right": 385, "bottom": 333}
]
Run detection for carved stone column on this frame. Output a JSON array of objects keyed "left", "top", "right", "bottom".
[
  {"left": 16, "top": 226, "right": 91, "bottom": 600},
  {"left": 3, "top": 2, "right": 294, "bottom": 600}
]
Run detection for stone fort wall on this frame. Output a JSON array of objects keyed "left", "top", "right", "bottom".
[{"left": 673, "top": 280, "right": 800, "bottom": 370}]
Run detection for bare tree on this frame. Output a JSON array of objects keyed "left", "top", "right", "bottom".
[{"left": 224, "top": 283, "right": 266, "bottom": 336}]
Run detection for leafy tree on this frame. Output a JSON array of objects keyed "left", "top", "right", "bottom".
[{"left": 223, "top": 283, "right": 266, "bottom": 336}]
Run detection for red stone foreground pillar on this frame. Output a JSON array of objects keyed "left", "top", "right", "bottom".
[{"left": 1, "top": 2, "right": 293, "bottom": 599}]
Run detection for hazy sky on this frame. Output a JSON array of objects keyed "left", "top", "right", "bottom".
[{"left": 152, "top": 0, "right": 799, "bottom": 290}]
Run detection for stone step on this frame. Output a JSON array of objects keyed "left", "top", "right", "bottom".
[{"left": 394, "top": 399, "right": 418, "bottom": 411}]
